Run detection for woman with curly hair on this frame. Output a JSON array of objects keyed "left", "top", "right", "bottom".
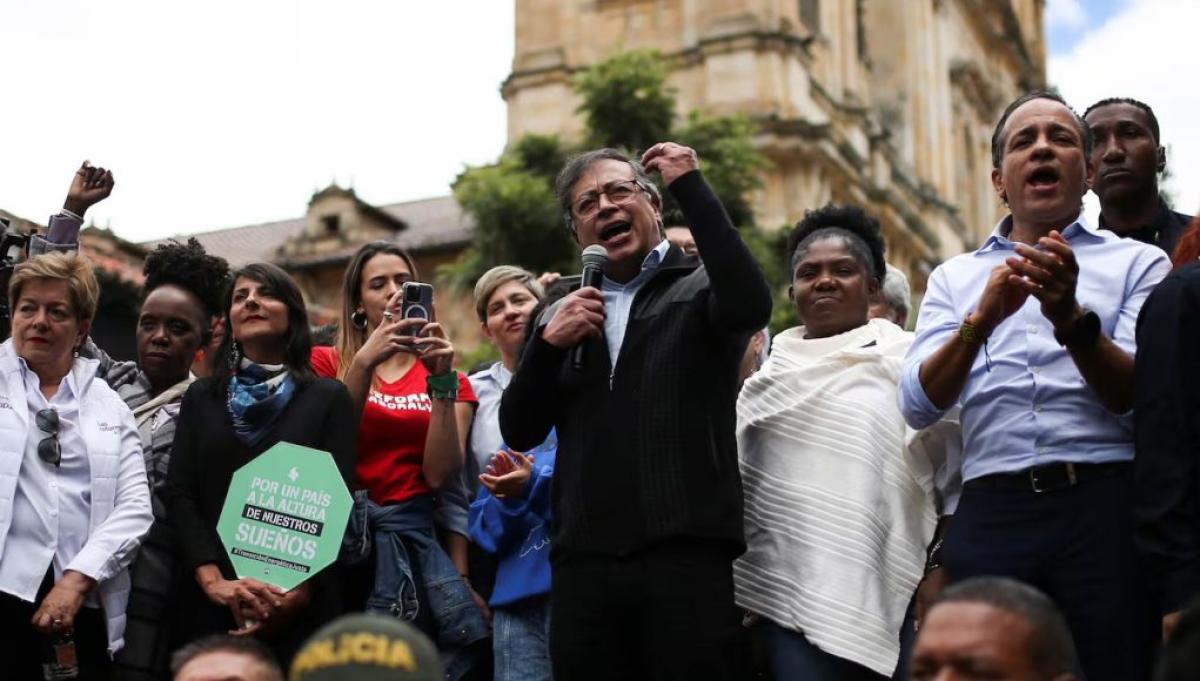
[
  {"left": 85, "top": 240, "right": 231, "bottom": 679},
  {"left": 734, "top": 205, "right": 958, "bottom": 680}
]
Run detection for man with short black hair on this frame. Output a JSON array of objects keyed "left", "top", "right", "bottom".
[
  {"left": 900, "top": 91, "right": 1169, "bottom": 681},
  {"left": 911, "top": 577, "right": 1079, "bottom": 681},
  {"left": 1084, "top": 98, "right": 1193, "bottom": 256},
  {"left": 171, "top": 636, "right": 282, "bottom": 681},
  {"left": 501, "top": 142, "right": 771, "bottom": 679}
]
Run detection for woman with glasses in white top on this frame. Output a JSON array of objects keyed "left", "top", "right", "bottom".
[{"left": 0, "top": 251, "right": 153, "bottom": 679}]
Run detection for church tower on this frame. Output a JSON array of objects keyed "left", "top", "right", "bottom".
[{"left": 502, "top": 0, "right": 1046, "bottom": 292}]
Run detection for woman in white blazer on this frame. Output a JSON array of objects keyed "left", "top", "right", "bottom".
[{"left": 0, "top": 251, "right": 153, "bottom": 679}]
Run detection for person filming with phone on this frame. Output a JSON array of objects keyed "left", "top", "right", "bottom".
[
  {"left": 310, "top": 242, "right": 488, "bottom": 679},
  {"left": 500, "top": 142, "right": 772, "bottom": 680}
]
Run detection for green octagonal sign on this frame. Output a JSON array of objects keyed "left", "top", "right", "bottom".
[{"left": 217, "top": 442, "right": 352, "bottom": 591}]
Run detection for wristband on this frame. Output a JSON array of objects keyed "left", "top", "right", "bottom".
[
  {"left": 426, "top": 370, "right": 459, "bottom": 400},
  {"left": 958, "top": 316, "right": 986, "bottom": 346}
]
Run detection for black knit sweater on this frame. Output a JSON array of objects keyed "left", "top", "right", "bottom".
[{"left": 500, "top": 170, "right": 772, "bottom": 558}]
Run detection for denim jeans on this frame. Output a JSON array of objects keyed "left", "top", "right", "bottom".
[
  {"left": 494, "top": 595, "right": 552, "bottom": 681},
  {"left": 759, "top": 620, "right": 887, "bottom": 681},
  {"left": 348, "top": 496, "right": 490, "bottom": 681}
]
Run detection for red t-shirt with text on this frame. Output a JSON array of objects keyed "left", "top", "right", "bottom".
[{"left": 311, "top": 346, "right": 476, "bottom": 504}]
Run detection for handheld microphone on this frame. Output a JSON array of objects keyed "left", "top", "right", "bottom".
[{"left": 571, "top": 244, "right": 608, "bottom": 371}]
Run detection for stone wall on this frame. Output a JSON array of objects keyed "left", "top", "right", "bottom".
[{"left": 503, "top": 0, "right": 1047, "bottom": 296}]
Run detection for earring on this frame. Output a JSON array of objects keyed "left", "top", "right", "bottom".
[
  {"left": 228, "top": 341, "right": 242, "bottom": 370},
  {"left": 352, "top": 310, "right": 368, "bottom": 329}
]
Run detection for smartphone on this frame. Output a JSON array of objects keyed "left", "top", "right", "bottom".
[{"left": 401, "top": 282, "right": 435, "bottom": 336}]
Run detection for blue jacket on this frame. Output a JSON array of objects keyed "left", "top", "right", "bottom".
[{"left": 468, "top": 432, "right": 556, "bottom": 608}]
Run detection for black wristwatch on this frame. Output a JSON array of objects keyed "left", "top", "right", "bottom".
[{"left": 1054, "top": 309, "right": 1101, "bottom": 350}]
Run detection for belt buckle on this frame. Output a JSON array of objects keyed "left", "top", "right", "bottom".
[
  {"left": 1029, "top": 468, "right": 1046, "bottom": 493},
  {"left": 1029, "top": 463, "right": 1077, "bottom": 493}
]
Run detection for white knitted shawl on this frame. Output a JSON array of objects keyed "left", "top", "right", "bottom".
[{"left": 734, "top": 318, "right": 945, "bottom": 676}]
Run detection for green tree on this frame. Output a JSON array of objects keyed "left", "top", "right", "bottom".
[
  {"left": 443, "top": 135, "right": 577, "bottom": 288},
  {"left": 510, "top": 133, "right": 571, "bottom": 180},
  {"left": 741, "top": 223, "right": 801, "bottom": 333},
  {"left": 673, "top": 112, "right": 766, "bottom": 228},
  {"left": 575, "top": 50, "right": 675, "bottom": 152}
]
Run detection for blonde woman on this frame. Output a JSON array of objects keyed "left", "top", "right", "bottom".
[{"left": 0, "top": 252, "right": 153, "bottom": 677}]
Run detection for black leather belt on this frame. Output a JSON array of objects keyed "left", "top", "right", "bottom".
[{"left": 965, "top": 461, "right": 1130, "bottom": 494}]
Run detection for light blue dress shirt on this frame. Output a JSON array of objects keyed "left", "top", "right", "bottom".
[
  {"left": 601, "top": 239, "right": 672, "bottom": 368},
  {"left": 899, "top": 214, "right": 1170, "bottom": 482}
]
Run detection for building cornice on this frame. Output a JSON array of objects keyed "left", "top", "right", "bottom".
[
  {"left": 953, "top": 0, "right": 1044, "bottom": 90},
  {"left": 502, "top": 28, "right": 814, "bottom": 99}
]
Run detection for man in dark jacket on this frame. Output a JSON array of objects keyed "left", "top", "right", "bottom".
[
  {"left": 499, "top": 142, "right": 771, "bottom": 680},
  {"left": 1085, "top": 97, "right": 1193, "bottom": 257}
]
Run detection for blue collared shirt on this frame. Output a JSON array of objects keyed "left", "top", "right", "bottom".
[
  {"left": 601, "top": 239, "right": 672, "bottom": 367},
  {"left": 899, "top": 213, "right": 1170, "bottom": 482}
]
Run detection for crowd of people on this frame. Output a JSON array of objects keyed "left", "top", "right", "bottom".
[{"left": 0, "top": 89, "right": 1199, "bottom": 681}]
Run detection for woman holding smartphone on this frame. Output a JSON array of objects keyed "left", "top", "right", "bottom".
[{"left": 311, "top": 241, "right": 487, "bottom": 678}]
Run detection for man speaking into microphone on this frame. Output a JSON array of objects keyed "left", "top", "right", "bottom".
[{"left": 500, "top": 142, "right": 771, "bottom": 679}]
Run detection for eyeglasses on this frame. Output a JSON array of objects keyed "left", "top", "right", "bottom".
[
  {"left": 36, "top": 408, "right": 61, "bottom": 467},
  {"left": 571, "top": 180, "right": 647, "bottom": 219}
]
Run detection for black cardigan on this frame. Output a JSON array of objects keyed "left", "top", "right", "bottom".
[
  {"left": 500, "top": 170, "right": 772, "bottom": 558},
  {"left": 1135, "top": 261, "right": 1200, "bottom": 615},
  {"left": 163, "top": 376, "right": 357, "bottom": 647}
]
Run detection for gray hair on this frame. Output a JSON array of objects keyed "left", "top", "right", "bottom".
[
  {"left": 555, "top": 148, "right": 662, "bottom": 236},
  {"left": 879, "top": 264, "right": 911, "bottom": 320},
  {"left": 473, "top": 265, "right": 544, "bottom": 322},
  {"left": 933, "top": 577, "right": 1079, "bottom": 677}
]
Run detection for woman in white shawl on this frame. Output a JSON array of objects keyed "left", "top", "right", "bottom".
[{"left": 735, "top": 205, "right": 957, "bottom": 680}]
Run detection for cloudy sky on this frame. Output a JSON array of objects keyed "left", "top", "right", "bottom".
[
  {"left": 2, "top": 0, "right": 1195, "bottom": 242},
  {"left": 1046, "top": 0, "right": 1200, "bottom": 221}
]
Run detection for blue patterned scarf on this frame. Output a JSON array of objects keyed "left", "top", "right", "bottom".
[{"left": 227, "top": 359, "right": 295, "bottom": 446}]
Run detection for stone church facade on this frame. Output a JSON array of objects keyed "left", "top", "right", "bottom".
[
  {"left": 502, "top": 0, "right": 1047, "bottom": 293},
  {"left": 13, "top": 1, "right": 1047, "bottom": 357}
]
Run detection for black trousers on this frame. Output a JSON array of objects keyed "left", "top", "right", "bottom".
[
  {"left": 550, "top": 540, "right": 741, "bottom": 681},
  {"left": 943, "top": 470, "right": 1156, "bottom": 681},
  {"left": 0, "top": 571, "right": 111, "bottom": 680}
]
